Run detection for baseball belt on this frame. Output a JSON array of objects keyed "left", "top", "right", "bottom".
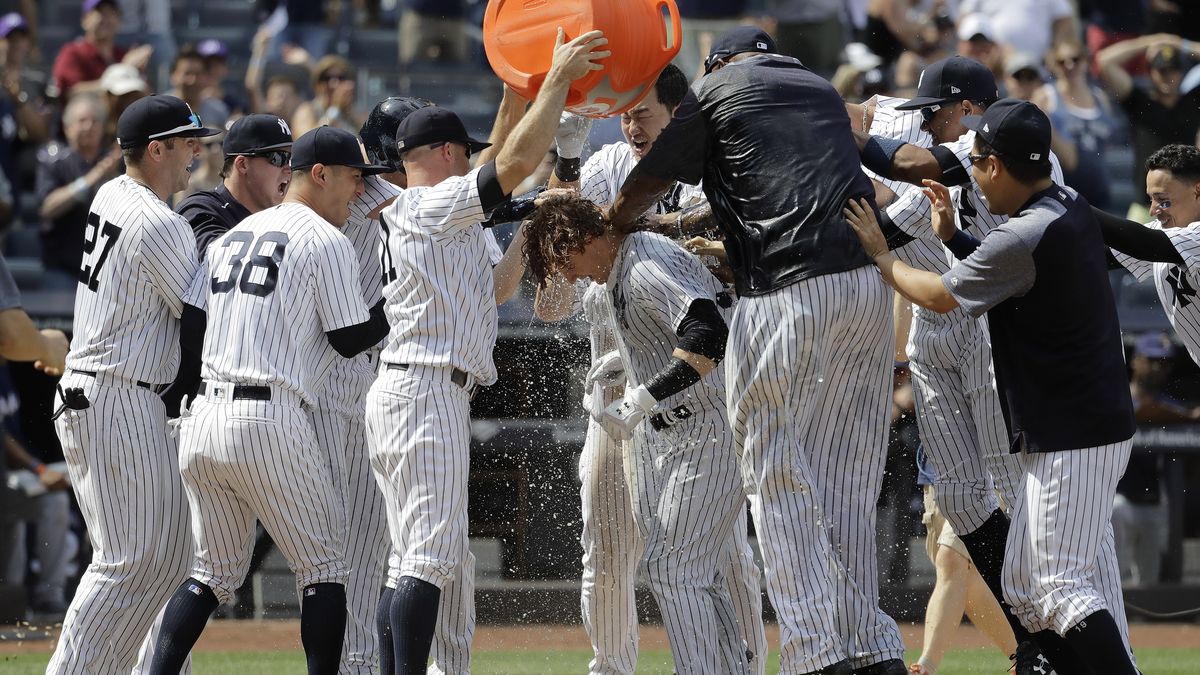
[
  {"left": 72, "top": 369, "right": 155, "bottom": 390},
  {"left": 649, "top": 404, "right": 693, "bottom": 431},
  {"left": 386, "top": 363, "right": 479, "bottom": 399},
  {"left": 198, "top": 381, "right": 272, "bottom": 401}
]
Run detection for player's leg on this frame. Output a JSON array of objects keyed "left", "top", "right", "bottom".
[
  {"left": 727, "top": 283, "right": 846, "bottom": 674},
  {"left": 48, "top": 380, "right": 192, "bottom": 674},
  {"left": 961, "top": 334, "right": 1022, "bottom": 514},
  {"left": 578, "top": 421, "right": 643, "bottom": 675},
  {"left": 150, "top": 397, "right": 259, "bottom": 673},
  {"left": 243, "top": 401, "right": 350, "bottom": 675},
  {"left": 366, "top": 383, "right": 404, "bottom": 675},
  {"left": 805, "top": 266, "right": 905, "bottom": 671},
  {"left": 639, "top": 413, "right": 747, "bottom": 674},
  {"left": 428, "top": 549, "right": 474, "bottom": 675},
  {"left": 1002, "top": 442, "right": 1137, "bottom": 674},
  {"left": 724, "top": 502, "right": 767, "bottom": 675},
  {"left": 1109, "top": 494, "right": 1136, "bottom": 584}
]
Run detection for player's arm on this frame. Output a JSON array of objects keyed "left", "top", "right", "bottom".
[
  {"left": 312, "top": 236, "right": 389, "bottom": 358},
  {"left": 475, "top": 85, "right": 528, "bottom": 168},
  {"left": 1093, "top": 207, "right": 1183, "bottom": 265},
  {"left": 633, "top": 201, "right": 720, "bottom": 239},
  {"left": 162, "top": 264, "right": 209, "bottom": 417},
  {"left": 142, "top": 215, "right": 202, "bottom": 318},
  {"left": 856, "top": 129, "right": 968, "bottom": 186},
  {"left": 548, "top": 112, "right": 594, "bottom": 190},
  {"left": 492, "top": 224, "right": 527, "bottom": 304},
  {"left": 0, "top": 255, "right": 66, "bottom": 375}
]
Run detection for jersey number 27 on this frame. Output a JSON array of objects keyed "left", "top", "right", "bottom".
[
  {"left": 211, "top": 231, "right": 289, "bottom": 297},
  {"left": 79, "top": 212, "right": 122, "bottom": 292}
]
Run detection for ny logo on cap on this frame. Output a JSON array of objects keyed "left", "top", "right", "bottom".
[
  {"left": 277, "top": 118, "right": 291, "bottom": 136},
  {"left": 918, "top": 71, "right": 925, "bottom": 89}
]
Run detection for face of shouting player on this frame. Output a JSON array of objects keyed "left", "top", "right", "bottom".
[
  {"left": 159, "top": 136, "right": 202, "bottom": 195},
  {"left": 621, "top": 89, "right": 674, "bottom": 160}
]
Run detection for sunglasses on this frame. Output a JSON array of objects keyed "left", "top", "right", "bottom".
[
  {"left": 1012, "top": 69, "right": 1042, "bottom": 82},
  {"left": 320, "top": 72, "right": 350, "bottom": 83},
  {"left": 920, "top": 104, "right": 942, "bottom": 123},
  {"left": 967, "top": 151, "right": 996, "bottom": 165},
  {"left": 1056, "top": 56, "right": 1082, "bottom": 68},
  {"left": 240, "top": 151, "right": 291, "bottom": 167}
]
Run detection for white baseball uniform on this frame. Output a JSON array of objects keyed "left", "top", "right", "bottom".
[
  {"left": 1113, "top": 221, "right": 1200, "bottom": 362},
  {"left": 367, "top": 164, "right": 505, "bottom": 675},
  {"left": 50, "top": 175, "right": 197, "bottom": 674},
  {"left": 178, "top": 201, "right": 371, "bottom": 605},
  {"left": 311, "top": 175, "right": 399, "bottom": 674},
  {"left": 604, "top": 231, "right": 762, "bottom": 674},
  {"left": 575, "top": 142, "right": 765, "bottom": 675}
]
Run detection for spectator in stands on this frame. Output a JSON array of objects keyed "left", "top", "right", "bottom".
[
  {"left": 1004, "top": 53, "right": 1047, "bottom": 102},
  {"left": 1036, "top": 40, "right": 1117, "bottom": 211},
  {"left": 0, "top": 13, "right": 49, "bottom": 146},
  {"left": 772, "top": 0, "right": 849, "bottom": 78},
  {"left": 958, "top": 0, "right": 1075, "bottom": 61},
  {"left": 262, "top": 76, "right": 302, "bottom": 128},
  {"left": 675, "top": 0, "right": 747, "bottom": 81},
  {"left": 97, "top": 62, "right": 146, "bottom": 145},
  {"left": 52, "top": 0, "right": 152, "bottom": 101},
  {"left": 863, "top": 0, "right": 941, "bottom": 71},
  {"left": 956, "top": 13, "right": 1004, "bottom": 86},
  {"left": 1080, "top": 0, "right": 1146, "bottom": 75},
  {"left": 291, "top": 55, "right": 361, "bottom": 135},
  {"left": 1147, "top": 0, "right": 1200, "bottom": 42},
  {"left": 400, "top": 0, "right": 467, "bottom": 64},
  {"left": 894, "top": 10, "right": 956, "bottom": 94},
  {"left": 36, "top": 93, "right": 121, "bottom": 291},
  {"left": 260, "top": 0, "right": 338, "bottom": 64},
  {"left": 167, "top": 45, "right": 229, "bottom": 130},
  {"left": 1098, "top": 34, "right": 1200, "bottom": 213},
  {"left": 1114, "top": 332, "right": 1187, "bottom": 587},
  {"left": 197, "top": 39, "right": 249, "bottom": 119},
  {"left": 2, "top": 366, "right": 71, "bottom": 618}
]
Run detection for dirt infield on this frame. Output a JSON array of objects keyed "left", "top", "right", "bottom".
[{"left": 1, "top": 620, "right": 1196, "bottom": 655}]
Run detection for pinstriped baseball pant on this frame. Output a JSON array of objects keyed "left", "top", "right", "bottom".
[
  {"left": 366, "top": 366, "right": 474, "bottom": 674},
  {"left": 907, "top": 310, "right": 1022, "bottom": 534},
  {"left": 49, "top": 374, "right": 192, "bottom": 675},
  {"left": 312, "top": 404, "right": 390, "bottom": 675},
  {"left": 1003, "top": 440, "right": 1134, "bottom": 659},
  {"left": 727, "top": 267, "right": 905, "bottom": 673}
]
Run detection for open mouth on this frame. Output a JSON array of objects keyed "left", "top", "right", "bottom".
[
  {"left": 277, "top": 180, "right": 289, "bottom": 197},
  {"left": 631, "top": 138, "right": 648, "bottom": 154}
]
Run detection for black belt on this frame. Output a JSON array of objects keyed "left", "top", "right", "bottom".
[
  {"left": 649, "top": 405, "right": 694, "bottom": 431},
  {"left": 386, "top": 363, "right": 476, "bottom": 395},
  {"left": 199, "top": 382, "right": 272, "bottom": 401},
  {"left": 73, "top": 369, "right": 154, "bottom": 390}
]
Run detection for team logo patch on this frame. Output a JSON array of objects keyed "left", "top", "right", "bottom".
[
  {"left": 305, "top": 587, "right": 317, "bottom": 597},
  {"left": 188, "top": 584, "right": 203, "bottom": 596}
]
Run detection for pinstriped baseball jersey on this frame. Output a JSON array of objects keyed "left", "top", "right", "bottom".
[
  {"left": 378, "top": 166, "right": 504, "bottom": 385},
  {"left": 1114, "top": 221, "right": 1200, "bottom": 363},
  {"left": 580, "top": 281, "right": 625, "bottom": 411},
  {"left": 581, "top": 142, "right": 704, "bottom": 212},
  {"left": 606, "top": 232, "right": 728, "bottom": 414},
  {"left": 199, "top": 202, "right": 369, "bottom": 403},
  {"left": 66, "top": 175, "right": 200, "bottom": 384}
]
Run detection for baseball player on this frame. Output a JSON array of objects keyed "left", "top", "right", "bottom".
[
  {"left": 367, "top": 30, "right": 610, "bottom": 674},
  {"left": 525, "top": 192, "right": 758, "bottom": 674},
  {"left": 845, "top": 99, "right": 1138, "bottom": 675},
  {"left": 147, "top": 126, "right": 390, "bottom": 675},
  {"left": 609, "top": 27, "right": 899, "bottom": 674},
  {"left": 49, "top": 95, "right": 217, "bottom": 674},
  {"left": 534, "top": 63, "right": 765, "bottom": 675}
]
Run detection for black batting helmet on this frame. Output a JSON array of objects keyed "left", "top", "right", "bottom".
[{"left": 360, "top": 96, "right": 434, "bottom": 172}]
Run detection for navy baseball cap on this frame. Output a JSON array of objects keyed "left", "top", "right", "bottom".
[
  {"left": 224, "top": 114, "right": 293, "bottom": 156},
  {"left": 896, "top": 56, "right": 998, "bottom": 110},
  {"left": 291, "top": 126, "right": 389, "bottom": 174},
  {"left": 704, "top": 25, "right": 777, "bottom": 74},
  {"left": 961, "top": 98, "right": 1051, "bottom": 165},
  {"left": 116, "top": 94, "right": 220, "bottom": 148},
  {"left": 395, "top": 107, "right": 490, "bottom": 156},
  {"left": 0, "top": 13, "right": 29, "bottom": 38}
]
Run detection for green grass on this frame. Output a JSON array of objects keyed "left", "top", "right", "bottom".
[{"left": 4, "top": 648, "right": 1199, "bottom": 673}]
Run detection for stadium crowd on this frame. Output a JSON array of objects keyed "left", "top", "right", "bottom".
[{"left": 0, "top": 0, "right": 1198, "bottom": 671}]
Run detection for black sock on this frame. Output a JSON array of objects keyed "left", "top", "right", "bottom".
[
  {"left": 1064, "top": 610, "right": 1137, "bottom": 675},
  {"left": 147, "top": 578, "right": 219, "bottom": 675},
  {"left": 390, "top": 576, "right": 441, "bottom": 675},
  {"left": 958, "top": 509, "right": 1093, "bottom": 674},
  {"left": 377, "top": 586, "right": 396, "bottom": 675},
  {"left": 300, "top": 582, "right": 347, "bottom": 675}
]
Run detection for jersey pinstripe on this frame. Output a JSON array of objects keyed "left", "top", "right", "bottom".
[
  {"left": 581, "top": 142, "right": 704, "bottom": 212},
  {"left": 199, "top": 202, "right": 369, "bottom": 403},
  {"left": 1114, "top": 221, "right": 1200, "bottom": 363},
  {"left": 66, "top": 175, "right": 200, "bottom": 384},
  {"left": 378, "top": 166, "right": 502, "bottom": 385}
]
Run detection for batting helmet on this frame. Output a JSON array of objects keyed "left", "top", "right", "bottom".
[{"left": 360, "top": 96, "right": 434, "bottom": 172}]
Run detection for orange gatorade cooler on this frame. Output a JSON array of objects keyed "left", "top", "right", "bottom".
[{"left": 483, "top": 0, "right": 682, "bottom": 117}]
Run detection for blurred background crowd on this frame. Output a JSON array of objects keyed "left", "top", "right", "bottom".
[{"left": 1, "top": 0, "right": 1200, "bottom": 626}]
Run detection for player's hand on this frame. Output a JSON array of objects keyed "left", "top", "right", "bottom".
[
  {"left": 683, "top": 236, "right": 726, "bottom": 261},
  {"left": 547, "top": 28, "right": 611, "bottom": 87},
  {"left": 601, "top": 385, "right": 657, "bottom": 440},
  {"left": 39, "top": 467, "right": 69, "bottom": 491},
  {"left": 586, "top": 351, "right": 626, "bottom": 387},
  {"left": 35, "top": 329, "right": 68, "bottom": 377},
  {"left": 921, "top": 179, "right": 957, "bottom": 242},
  {"left": 843, "top": 197, "right": 889, "bottom": 259},
  {"left": 555, "top": 112, "right": 593, "bottom": 160},
  {"left": 534, "top": 187, "right": 579, "bottom": 207}
]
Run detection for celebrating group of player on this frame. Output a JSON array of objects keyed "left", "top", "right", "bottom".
[{"left": 39, "top": 16, "right": 1200, "bottom": 675}]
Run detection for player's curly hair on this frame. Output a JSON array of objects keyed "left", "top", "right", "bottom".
[{"left": 522, "top": 192, "right": 608, "bottom": 287}]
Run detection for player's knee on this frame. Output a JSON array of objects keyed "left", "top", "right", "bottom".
[{"left": 933, "top": 545, "right": 970, "bottom": 579}]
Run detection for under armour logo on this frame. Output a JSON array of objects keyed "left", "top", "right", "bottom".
[
  {"left": 950, "top": 85, "right": 961, "bottom": 94},
  {"left": 277, "top": 118, "right": 291, "bottom": 136},
  {"left": 1032, "top": 653, "right": 1050, "bottom": 674}
]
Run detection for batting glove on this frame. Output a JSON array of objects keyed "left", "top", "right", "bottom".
[
  {"left": 554, "top": 112, "right": 593, "bottom": 160},
  {"left": 586, "top": 350, "right": 626, "bottom": 388},
  {"left": 601, "top": 385, "right": 657, "bottom": 440}
]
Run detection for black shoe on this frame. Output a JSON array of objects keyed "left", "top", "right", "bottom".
[
  {"left": 852, "top": 658, "right": 908, "bottom": 675},
  {"left": 1013, "top": 641, "right": 1056, "bottom": 675},
  {"left": 805, "top": 660, "right": 853, "bottom": 675}
]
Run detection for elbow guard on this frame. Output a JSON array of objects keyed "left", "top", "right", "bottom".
[{"left": 676, "top": 299, "right": 727, "bottom": 362}]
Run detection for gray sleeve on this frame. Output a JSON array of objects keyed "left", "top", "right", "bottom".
[
  {"left": 940, "top": 229, "right": 1036, "bottom": 317},
  {"left": 0, "top": 255, "right": 22, "bottom": 310}
]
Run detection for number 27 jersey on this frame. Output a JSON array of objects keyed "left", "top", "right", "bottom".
[{"left": 195, "top": 202, "right": 370, "bottom": 403}]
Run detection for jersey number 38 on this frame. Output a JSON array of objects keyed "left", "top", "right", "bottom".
[{"left": 211, "top": 231, "right": 290, "bottom": 297}]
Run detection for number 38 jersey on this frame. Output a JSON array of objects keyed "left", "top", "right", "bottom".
[
  {"left": 194, "top": 201, "right": 370, "bottom": 404},
  {"left": 67, "top": 175, "right": 200, "bottom": 385}
]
